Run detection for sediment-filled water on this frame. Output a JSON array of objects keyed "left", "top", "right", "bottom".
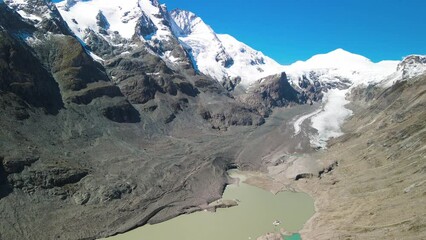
[{"left": 104, "top": 170, "right": 314, "bottom": 240}]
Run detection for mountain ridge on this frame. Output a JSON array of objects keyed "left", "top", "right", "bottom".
[{"left": 52, "top": 0, "right": 423, "bottom": 93}]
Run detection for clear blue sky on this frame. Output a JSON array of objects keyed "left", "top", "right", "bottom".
[{"left": 161, "top": 0, "right": 426, "bottom": 64}]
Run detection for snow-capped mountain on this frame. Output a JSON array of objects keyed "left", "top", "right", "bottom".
[
  {"left": 397, "top": 55, "right": 426, "bottom": 79},
  {"left": 58, "top": 0, "right": 141, "bottom": 39},
  {"left": 8, "top": 0, "right": 422, "bottom": 94},
  {"left": 170, "top": 9, "right": 284, "bottom": 88},
  {"left": 377, "top": 54, "right": 426, "bottom": 87},
  {"left": 169, "top": 9, "right": 413, "bottom": 92},
  {"left": 284, "top": 48, "right": 399, "bottom": 88},
  {"left": 52, "top": 0, "right": 287, "bottom": 89},
  {"left": 56, "top": 0, "right": 192, "bottom": 68},
  {"left": 283, "top": 50, "right": 425, "bottom": 149}
]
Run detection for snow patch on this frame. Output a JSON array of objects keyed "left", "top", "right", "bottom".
[
  {"left": 164, "top": 50, "right": 179, "bottom": 63},
  {"left": 5, "top": 0, "right": 27, "bottom": 5},
  {"left": 379, "top": 71, "right": 403, "bottom": 88},
  {"left": 17, "top": 10, "right": 43, "bottom": 22},
  {"left": 379, "top": 55, "right": 426, "bottom": 87},
  {"left": 88, "top": 51, "right": 104, "bottom": 63}
]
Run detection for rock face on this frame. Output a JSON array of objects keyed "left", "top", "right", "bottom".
[
  {"left": 397, "top": 55, "right": 426, "bottom": 79},
  {"left": 4, "top": 0, "right": 71, "bottom": 34},
  {"left": 136, "top": 11, "right": 157, "bottom": 39},
  {"left": 237, "top": 72, "right": 302, "bottom": 116},
  {"left": 0, "top": 30, "right": 64, "bottom": 114}
]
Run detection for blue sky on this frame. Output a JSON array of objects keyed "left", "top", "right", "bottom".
[{"left": 161, "top": 0, "right": 426, "bottom": 64}]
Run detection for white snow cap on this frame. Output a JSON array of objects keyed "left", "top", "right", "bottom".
[
  {"left": 398, "top": 55, "right": 426, "bottom": 78},
  {"left": 380, "top": 54, "right": 426, "bottom": 87},
  {"left": 54, "top": 0, "right": 417, "bottom": 89},
  {"left": 290, "top": 48, "right": 372, "bottom": 70},
  {"left": 170, "top": 9, "right": 400, "bottom": 88},
  {"left": 284, "top": 48, "right": 399, "bottom": 86},
  {"left": 170, "top": 9, "right": 284, "bottom": 87},
  {"left": 56, "top": 0, "right": 176, "bottom": 40},
  {"left": 4, "top": 0, "right": 27, "bottom": 5}
]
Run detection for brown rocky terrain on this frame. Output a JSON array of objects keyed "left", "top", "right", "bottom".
[
  {"left": 240, "top": 75, "right": 425, "bottom": 240},
  {"left": 296, "top": 76, "right": 426, "bottom": 239}
]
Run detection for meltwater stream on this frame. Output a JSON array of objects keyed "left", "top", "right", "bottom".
[{"left": 104, "top": 170, "right": 314, "bottom": 240}]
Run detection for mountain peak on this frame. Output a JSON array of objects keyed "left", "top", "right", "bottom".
[
  {"left": 285, "top": 48, "right": 400, "bottom": 87},
  {"left": 170, "top": 8, "right": 212, "bottom": 36},
  {"left": 397, "top": 54, "right": 426, "bottom": 79},
  {"left": 303, "top": 48, "right": 371, "bottom": 69},
  {"left": 328, "top": 48, "right": 353, "bottom": 55},
  {"left": 169, "top": 9, "right": 284, "bottom": 87}
]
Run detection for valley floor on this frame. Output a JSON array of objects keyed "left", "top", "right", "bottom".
[
  {"left": 237, "top": 77, "right": 426, "bottom": 240},
  {"left": 101, "top": 77, "right": 426, "bottom": 240},
  {"left": 270, "top": 78, "right": 425, "bottom": 240}
]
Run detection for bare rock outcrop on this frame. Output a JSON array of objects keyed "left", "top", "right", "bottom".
[{"left": 237, "top": 72, "right": 301, "bottom": 116}]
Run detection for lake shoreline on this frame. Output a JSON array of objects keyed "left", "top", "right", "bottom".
[{"left": 102, "top": 169, "right": 315, "bottom": 240}]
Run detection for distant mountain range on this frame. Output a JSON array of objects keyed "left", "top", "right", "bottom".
[{"left": 54, "top": 0, "right": 425, "bottom": 93}]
